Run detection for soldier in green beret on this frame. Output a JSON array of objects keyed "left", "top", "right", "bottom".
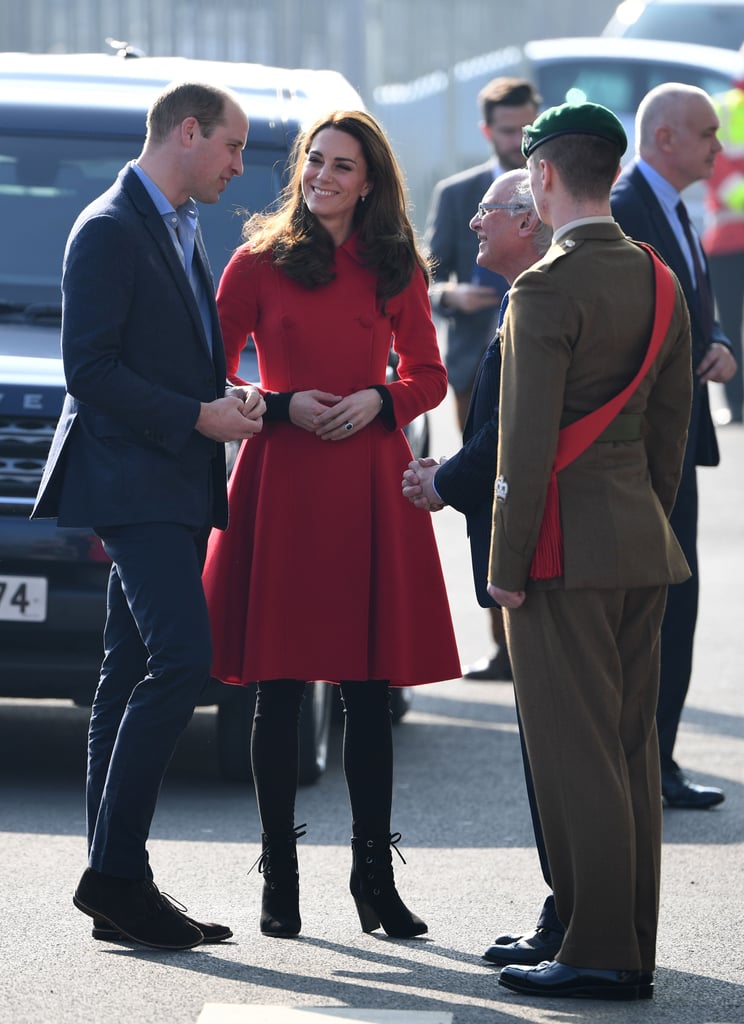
[{"left": 487, "top": 102, "right": 693, "bottom": 1000}]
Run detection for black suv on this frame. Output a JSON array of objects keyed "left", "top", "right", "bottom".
[{"left": 0, "top": 51, "right": 415, "bottom": 783}]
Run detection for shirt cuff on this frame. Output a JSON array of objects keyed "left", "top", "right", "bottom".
[{"left": 431, "top": 472, "right": 444, "bottom": 503}]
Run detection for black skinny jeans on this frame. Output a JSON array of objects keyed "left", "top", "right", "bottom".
[{"left": 251, "top": 679, "right": 393, "bottom": 837}]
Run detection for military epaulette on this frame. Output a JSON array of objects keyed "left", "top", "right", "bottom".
[{"left": 539, "top": 237, "right": 585, "bottom": 271}]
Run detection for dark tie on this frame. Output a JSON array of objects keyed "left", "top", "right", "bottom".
[
  {"left": 497, "top": 291, "right": 510, "bottom": 328},
  {"left": 675, "top": 199, "right": 714, "bottom": 340},
  {"left": 481, "top": 291, "right": 510, "bottom": 367}
]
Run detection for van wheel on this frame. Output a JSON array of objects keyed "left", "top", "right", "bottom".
[{"left": 298, "top": 681, "right": 333, "bottom": 785}]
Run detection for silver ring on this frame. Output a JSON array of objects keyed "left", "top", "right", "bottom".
[{"left": 343, "top": 421, "right": 354, "bottom": 432}]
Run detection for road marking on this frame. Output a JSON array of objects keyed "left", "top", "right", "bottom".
[{"left": 197, "top": 1009, "right": 453, "bottom": 1024}]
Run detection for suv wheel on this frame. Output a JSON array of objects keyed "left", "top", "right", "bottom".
[
  {"left": 298, "top": 681, "right": 333, "bottom": 785},
  {"left": 389, "top": 686, "right": 413, "bottom": 724},
  {"left": 216, "top": 685, "right": 256, "bottom": 783},
  {"left": 216, "top": 680, "right": 333, "bottom": 785}
]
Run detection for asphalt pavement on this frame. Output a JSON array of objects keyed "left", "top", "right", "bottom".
[{"left": 0, "top": 392, "right": 741, "bottom": 1024}]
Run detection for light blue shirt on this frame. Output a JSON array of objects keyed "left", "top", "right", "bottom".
[
  {"left": 131, "top": 162, "right": 213, "bottom": 353},
  {"left": 635, "top": 158, "right": 704, "bottom": 287}
]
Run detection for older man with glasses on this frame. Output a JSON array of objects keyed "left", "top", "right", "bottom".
[
  {"left": 402, "top": 168, "right": 562, "bottom": 966},
  {"left": 424, "top": 77, "right": 542, "bottom": 684}
]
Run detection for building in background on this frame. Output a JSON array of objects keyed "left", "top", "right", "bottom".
[
  {"left": 1, "top": 0, "right": 616, "bottom": 225},
  {"left": 1, "top": 0, "right": 616, "bottom": 91}
]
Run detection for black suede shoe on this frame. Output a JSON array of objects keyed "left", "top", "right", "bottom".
[
  {"left": 662, "top": 764, "right": 725, "bottom": 809},
  {"left": 91, "top": 890, "right": 232, "bottom": 943},
  {"left": 498, "top": 960, "right": 654, "bottom": 1000},
  {"left": 74, "top": 869, "right": 204, "bottom": 950},
  {"left": 483, "top": 926, "right": 563, "bottom": 965}
]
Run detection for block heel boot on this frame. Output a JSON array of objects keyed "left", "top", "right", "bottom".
[
  {"left": 350, "top": 832, "right": 427, "bottom": 938},
  {"left": 253, "top": 824, "right": 306, "bottom": 937}
]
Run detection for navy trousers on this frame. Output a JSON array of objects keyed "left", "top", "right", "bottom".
[
  {"left": 86, "top": 522, "right": 212, "bottom": 878},
  {"left": 708, "top": 250, "right": 744, "bottom": 419},
  {"left": 657, "top": 459, "right": 699, "bottom": 771}
]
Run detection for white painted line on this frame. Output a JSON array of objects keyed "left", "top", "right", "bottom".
[{"left": 197, "top": 1008, "right": 454, "bottom": 1024}]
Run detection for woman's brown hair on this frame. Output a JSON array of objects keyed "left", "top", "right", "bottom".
[{"left": 242, "top": 109, "right": 431, "bottom": 308}]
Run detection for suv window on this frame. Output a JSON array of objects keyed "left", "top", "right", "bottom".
[
  {"left": 0, "top": 133, "right": 285, "bottom": 307},
  {"left": 536, "top": 57, "right": 736, "bottom": 114},
  {"left": 603, "top": 1, "right": 744, "bottom": 50}
]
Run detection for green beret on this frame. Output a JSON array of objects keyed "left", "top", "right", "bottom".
[{"left": 521, "top": 102, "right": 627, "bottom": 158}]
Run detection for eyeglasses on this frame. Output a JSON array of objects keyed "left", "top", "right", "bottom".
[{"left": 477, "top": 202, "right": 529, "bottom": 218}]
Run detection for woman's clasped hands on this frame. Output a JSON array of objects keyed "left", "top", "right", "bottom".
[{"left": 289, "top": 388, "right": 383, "bottom": 440}]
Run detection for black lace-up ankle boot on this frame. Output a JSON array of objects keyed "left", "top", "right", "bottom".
[
  {"left": 252, "top": 824, "right": 306, "bottom": 937},
  {"left": 350, "top": 832, "right": 427, "bottom": 938}
]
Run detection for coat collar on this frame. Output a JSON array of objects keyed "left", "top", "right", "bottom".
[
  {"left": 119, "top": 163, "right": 218, "bottom": 361},
  {"left": 556, "top": 219, "right": 626, "bottom": 242}
]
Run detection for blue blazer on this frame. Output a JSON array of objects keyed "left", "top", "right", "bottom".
[
  {"left": 611, "top": 161, "right": 731, "bottom": 468},
  {"left": 434, "top": 330, "right": 502, "bottom": 607},
  {"left": 32, "top": 164, "right": 229, "bottom": 530},
  {"left": 424, "top": 161, "right": 506, "bottom": 392}
]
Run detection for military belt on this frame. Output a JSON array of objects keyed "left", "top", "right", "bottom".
[
  {"left": 595, "top": 413, "right": 643, "bottom": 443},
  {"left": 558, "top": 412, "right": 644, "bottom": 442}
]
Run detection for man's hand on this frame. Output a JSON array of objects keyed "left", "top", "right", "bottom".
[
  {"left": 697, "top": 342, "right": 737, "bottom": 384},
  {"left": 196, "top": 395, "right": 263, "bottom": 442},
  {"left": 401, "top": 457, "right": 447, "bottom": 511},
  {"left": 434, "top": 282, "right": 501, "bottom": 315},
  {"left": 487, "top": 583, "right": 526, "bottom": 609},
  {"left": 226, "top": 385, "right": 266, "bottom": 421}
]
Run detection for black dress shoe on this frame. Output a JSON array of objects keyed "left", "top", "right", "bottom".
[
  {"left": 463, "top": 651, "right": 512, "bottom": 681},
  {"left": 483, "top": 926, "right": 563, "bottom": 965},
  {"left": 74, "top": 869, "right": 203, "bottom": 950},
  {"left": 662, "top": 764, "right": 725, "bottom": 809},
  {"left": 91, "top": 889, "right": 232, "bottom": 943},
  {"left": 498, "top": 960, "right": 654, "bottom": 1000}
]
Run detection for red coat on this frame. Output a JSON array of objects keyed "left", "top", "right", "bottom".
[{"left": 202, "top": 236, "right": 461, "bottom": 686}]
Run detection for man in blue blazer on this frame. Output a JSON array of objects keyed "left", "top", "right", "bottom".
[
  {"left": 32, "top": 81, "right": 264, "bottom": 949},
  {"left": 403, "top": 169, "right": 564, "bottom": 966},
  {"left": 611, "top": 83, "right": 737, "bottom": 809},
  {"left": 424, "top": 77, "right": 541, "bottom": 681}
]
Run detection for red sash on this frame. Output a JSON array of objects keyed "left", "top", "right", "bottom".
[{"left": 529, "top": 244, "right": 676, "bottom": 581}]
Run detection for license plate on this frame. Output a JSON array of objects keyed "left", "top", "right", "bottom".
[{"left": 0, "top": 575, "right": 48, "bottom": 622}]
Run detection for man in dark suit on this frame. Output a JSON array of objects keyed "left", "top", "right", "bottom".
[
  {"left": 424, "top": 76, "right": 541, "bottom": 682},
  {"left": 32, "top": 81, "right": 264, "bottom": 949},
  {"left": 403, "top": 168, "right": 564, "bottom": 966},
  {"left": 612, "top": 83, "right": 737, "bottom": 809}
]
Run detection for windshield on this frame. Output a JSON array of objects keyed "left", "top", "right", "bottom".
[
  {"left": 613, "top": 3, "right": 744, "bottom": 48},
  {"left": 0, "top": 133, "right": 285, "bottom": 307}
]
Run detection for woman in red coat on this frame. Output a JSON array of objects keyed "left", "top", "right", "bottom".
[{"left": 203, "top": 110, "right": 460, "bottom": 940}]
